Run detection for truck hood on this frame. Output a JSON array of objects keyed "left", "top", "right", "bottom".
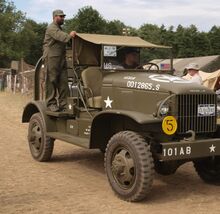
[{"left": 102, "top": 71, "right": 214, "bottom": 94}]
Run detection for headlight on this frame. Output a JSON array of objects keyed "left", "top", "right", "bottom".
[
  {"left": 159, "top": 104, "right": 169, "bottom": 116},
  {"left": 156, "top": 94, "right": 175, "bottom": 117}
]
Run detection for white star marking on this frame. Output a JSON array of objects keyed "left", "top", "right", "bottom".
[
  {"left": 68, "top": 104, "right": 72, "bottom": 110},
  {"left": 209, "top": 144, "right": 216, "bottom": 153},
  {"left": 104, "top": 96, "right": 113, "bottom": 108}
]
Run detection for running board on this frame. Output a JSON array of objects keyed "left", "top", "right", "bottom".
[{"left": 47, "top": 132, "right": 90, "bottom": 148}]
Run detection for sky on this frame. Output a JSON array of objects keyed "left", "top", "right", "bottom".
[{"left": 13, "top": 0, "right": 220, "bottom": 32}]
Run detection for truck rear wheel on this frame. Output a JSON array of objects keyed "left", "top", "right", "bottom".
[
  {"left": 28, "top": 113, "right": 54, "bottom": 162},
  {"left": 194, "top": 156, "right": 220, "bottom": 185},
  {"left": 105, "top": 131, "right": 154, "bottom": 202}
]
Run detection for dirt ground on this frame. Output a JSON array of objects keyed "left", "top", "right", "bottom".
[{"left": 0, "top": 91, "right": 220, "bottom": 214}]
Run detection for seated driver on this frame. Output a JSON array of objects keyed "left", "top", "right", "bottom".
[{"left": 122, "top": 48, "right": 141, "bottom": 69}]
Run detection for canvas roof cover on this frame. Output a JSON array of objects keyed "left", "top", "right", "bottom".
[
  {"left": 73, "top": 33, "right": 170, "bottom": 66},
  {"left": 76, "top": 33, "right": 170, "bottom": 48}
]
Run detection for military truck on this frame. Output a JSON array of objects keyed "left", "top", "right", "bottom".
[{"left": 22, "top": 33, "right": 220, "bottom": 202}]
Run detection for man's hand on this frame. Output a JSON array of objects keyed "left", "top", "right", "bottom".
[{"left": 69, "top": 31, "right": 76, "bottom": 37}]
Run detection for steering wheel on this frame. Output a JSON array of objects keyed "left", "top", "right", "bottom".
[{"left": 144, "top": 63, "right": 159, "bottom": 71}]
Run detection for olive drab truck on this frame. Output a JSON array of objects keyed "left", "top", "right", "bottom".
[{"left": 22, "top": 33, "right": 220, "bottom": 202}]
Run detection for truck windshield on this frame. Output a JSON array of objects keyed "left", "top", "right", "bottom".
[{"left": 102, "top": 45, "right": 172, "bottom": 72}]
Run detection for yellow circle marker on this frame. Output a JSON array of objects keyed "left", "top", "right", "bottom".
[{"left": 162, "top": 116, "right": 177, "bottom": 135}]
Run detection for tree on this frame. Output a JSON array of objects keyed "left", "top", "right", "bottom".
[
  {"left": 138, "top": 24, "right": 170, "bottom": 61},
  {"left": 17, "top": 19, "right": 47, "bottom": 65},
  {"left": 193, "top": 32, "right": 211, "bottom": 56},
  {"left": 138, "top": 23, "right": 161, "bottom": 44},
  {"left": 65, "top": 7, "right": 130, "bottom": 35},
  {"left": 208, "top": 26, "right": 220, "bottom": 55},
  {"left": 1, "top": 2, "right": 219, "bottom": 68},
  {"left": 0, "top": 0, "right": 25, "bottom": 67},
  {"left": 105, "top": 20, "right": 125, "bottom": 35},
  {"left": 64, "top": 6, "right": 107, "bottom": 34}
]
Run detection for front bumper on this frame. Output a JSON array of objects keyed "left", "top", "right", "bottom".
[{"left": 158, "top": 138, "right": 220, "bottom": 161}]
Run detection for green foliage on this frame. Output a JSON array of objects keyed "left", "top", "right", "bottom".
[
  {"left": 17, "top": 19, "right": 47, "bottom": 65},
  {"left": 1, "top": 3, "right": 220, "bottom": 68},
  {"left": 64, "top": 6, "right": 107, "bottom": 34},
  {"left": 0, "top": 0, "right": 47, "bottom": 67},
  {"left": 105, "top": 20, "right": 125, "bottom": 35},
  {"left": 208, "top": 26, "right": 220, "bottom": 55},
  {"left": 139, "top": 24, "right": 161, "bottom": 44},
  {"left": 64, "top": 6, "right": 128, "bottom": 35},
  {"left": 0, "top": 0, "right": 25, "bottom": 67},
  {"left": 138, "top": 24, "right": 172, "bottom": 62}
]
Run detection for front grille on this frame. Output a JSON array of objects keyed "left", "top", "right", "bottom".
[{"left": 177, "top": 94, "right": 217, "bottom": 134}]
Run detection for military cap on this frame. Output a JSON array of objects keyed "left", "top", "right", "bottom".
[
  {"left": 53, "top": 9, "right": 66, "bottom": 17},
  {"left": 124, "top": 47, "right": 140, "bottom": 54}
]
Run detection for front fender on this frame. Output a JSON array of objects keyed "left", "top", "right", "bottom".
[
  {"left": 22, "top": 101, "right": 56, "bottom": 132},
  {"left": 93, "top": 109, "right": 161, "bottom": 124},
  {"left": 89, "top": 109, "right": 161, "bottom": 149}
]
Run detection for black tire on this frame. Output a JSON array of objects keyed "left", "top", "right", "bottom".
[
  {"left": 105, "top": 131, "right": 154, "bottom": 202},
  {"left": 154, "top": 160, "right": 178, "bottom": 175},
  {"left": 28, "top": 113, "right": 54, "bottom": 162},
  {"left": 194, "top": 156, "right": 220, "bottom": 185}
]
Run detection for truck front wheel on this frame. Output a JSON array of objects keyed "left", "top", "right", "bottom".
[
  {"left": 28, "top": 113, "right": 54, "bottom": 162},
  {"left": 194, "top": 156, "right": 220, "bottom": 185},
  {"left": 105, "top": 131, "right": 154, "bottom": 202}
]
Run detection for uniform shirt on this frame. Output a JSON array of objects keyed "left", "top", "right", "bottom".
[
  {"left": 43, "top": 22, "right": 72, "bottom": 58},
  {"left": 189, "top": 73, "right": 203, "bottom": 85},
  {"left": 182, "top": 73, "right": 203, "bottom": 85},
  {"left": 190, "top": 74, "right": 202, "bottom": 85}
]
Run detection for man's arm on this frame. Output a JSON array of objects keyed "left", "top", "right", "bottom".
[{"left": 48, "top": 26, "right": 76, "bottom": 43}]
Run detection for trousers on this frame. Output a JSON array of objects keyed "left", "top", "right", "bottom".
[{"left": 45, "top": 56, "right": 69, "bottom": 108}]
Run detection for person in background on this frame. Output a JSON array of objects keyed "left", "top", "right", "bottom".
[
  {"left": 43, "top": 9, "right": 76, "bottom": 112},
  {"left": 182, "top": 63, "right": 202, "bottom": 85}
]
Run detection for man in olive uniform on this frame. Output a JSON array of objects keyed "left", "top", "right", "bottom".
[{"left": 43, "top": 9, "right": 76, "bottom": 112}]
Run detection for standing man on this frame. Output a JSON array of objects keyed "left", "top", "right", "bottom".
[
  {"left": 182, "top": 63, "right": 203, "bottom": 85},
  {"left": 43, "top": 9, "right": 76, "bottom": 112}
]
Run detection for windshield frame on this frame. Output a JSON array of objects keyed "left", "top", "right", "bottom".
[{"left": 100, "top": 44, "right": 174, "bottom": 73}]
